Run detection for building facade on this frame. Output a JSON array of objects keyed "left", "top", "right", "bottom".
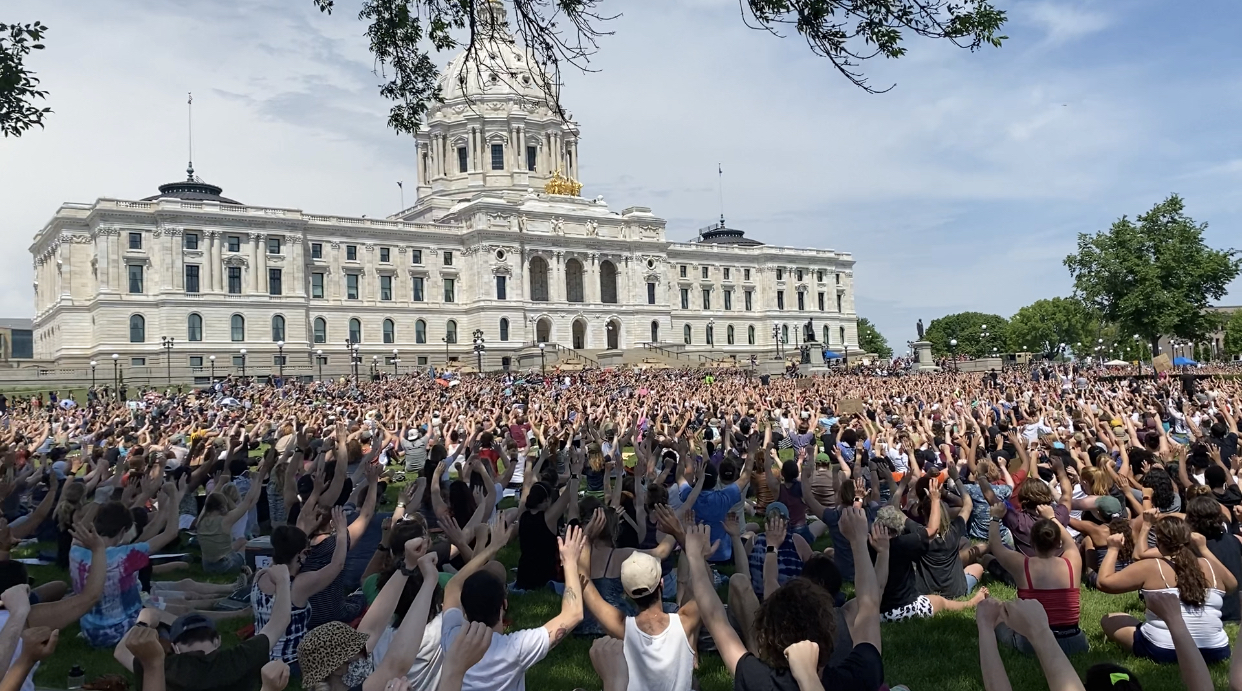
[{"left": 28, "top": 3, "right": 856, "bottom": 374}]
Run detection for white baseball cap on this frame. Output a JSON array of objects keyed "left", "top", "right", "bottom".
[{"left": 620, "top": 552, "right": 662, "bottom": 599}]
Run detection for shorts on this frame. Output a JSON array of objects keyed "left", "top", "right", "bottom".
[
  {"left": 881, "top": 596, "right": 933, "bottom": 622},
  {"left": 202, "top": 551, "right": 246, "bottom": 574},
  {"left": 1133, "top": 625, "right": 1231, "bottom": 664},
  {"left": 965, "top": 572, "right": 980, "bottom": 592}
]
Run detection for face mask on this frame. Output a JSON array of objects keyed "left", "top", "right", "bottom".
[{"left": 342, "top": 653, "right": 374, "bottom": 687}]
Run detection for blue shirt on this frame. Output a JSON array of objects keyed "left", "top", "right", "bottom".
[{"left": 681, "top": 483, "right": 742, "bottom": 563}]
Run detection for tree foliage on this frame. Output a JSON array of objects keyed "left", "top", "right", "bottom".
[
  {"left": 311, "top": 0, "right": 1006, "bottom": 137},
  {"left": 1006, "top": 297, "right": 1097, "bottom": 356},
  {"left": 924, "top": 312, "right": 1007, "bottom": 357},
  {"left": 1225, "top": 310, "right": 1242, "bottom": 357},
  {"left": 856, "top": 317, "right": 892, "bottom": 359},
  {"left": 1064, "top": 194, "right": 1241, "bottom": 354},
  {"left": 0, "top": 21, "right": 50, "bottom": 138}
]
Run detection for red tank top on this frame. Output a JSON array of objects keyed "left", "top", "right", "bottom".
[{"left": 1016, "top": 557, "right": 1080, "bottom": 628}]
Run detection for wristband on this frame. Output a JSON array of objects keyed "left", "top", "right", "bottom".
[
  {"left": 765, "top": 545, "right": 776, "bottom": 554},
  {"left": 398, "top": 562, "right": 417, "bottom": 577},
  {"left": 570, "top": 474, "right": 580, "bottom": 480}
]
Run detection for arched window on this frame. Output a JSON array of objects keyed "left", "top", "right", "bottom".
[
  {"left": 271, "top": 315, "right": 286, "bottom": 342},
  {"left": 650, "top": 321, "right": 660, "bottom": 343},
  {"left": 823, "top": 325, "right": 830, "bottom": 345},
  {"left": 415, "top": 320, "right": 427, "bottom": 344},
  {"left": 446, "top": 320, "right": 458, "bottom": 344},
  {"left": 313, "top": 317, "right": 327, "bottom": 344},
  {"left": 529, "top": 256, "right": 549, "bottom": 302},
  {"left": 599, "top": 261, "right": 618, "bottom": 304},
  {"left": 706, "top": 324, "right": 714, "bottom": 346},
  {"left": 383, "top": 319, "right": 395, "bottom": 344},
  {"left": 683, "top": 324, "right": 692, "bottom": 345},
  {"left": 349, "top": 318, "right": 362, "bottom": 343},
  {"left": 499, "top": 318, "right": 509, "bottom": 341},
  {"left": 129, "top": 314, "right": 146, "bottom": 343},
  {"left": 230, "top": 314, "right": 245, "bottom": 342},
  {"left": 781, "top": 325, "right": 789, "bottom": 344},
  {"left": 536, "top": 318, "right": 551, "bottom": 343},
  {"left": 565, "top": 259, "right": 584, "bottom": 302},
  {"left": 727, "top": 325, "right": 735, "bottom": 345},
  {"left": 187, "top": 314, "right": 202, "bottom": 342},
  {"left": 839, "top": 325, "right": 846, "bottom": 346},
  {"left": 747, "top": 325, "right": 755, "bottom": 345}
]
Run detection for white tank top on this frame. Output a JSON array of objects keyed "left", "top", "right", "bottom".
[
  {"left": 1140, "top": 559, "right": 1229, "bottom": 650},
  {"left": 623, "top": 612, "right": 695, "bottom": 691}
]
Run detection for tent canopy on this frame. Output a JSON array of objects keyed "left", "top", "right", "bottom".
[
  {"left": 1172, "top": 356, "right": 1198, "bottom": 366},
  {"left": 822, "top": 351, "right": 843, "bottom": 360},
  {"left": 1104, "top": 359, "right": 1130, "bottom": 366}
]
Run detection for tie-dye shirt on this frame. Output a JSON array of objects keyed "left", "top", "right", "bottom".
[{"left": 70, "top": 542, "right": 150, "bottom": 647}]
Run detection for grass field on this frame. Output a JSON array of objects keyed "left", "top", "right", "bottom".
[{"left": 17, "top": 483, "right": 1239, "bottom": 691}]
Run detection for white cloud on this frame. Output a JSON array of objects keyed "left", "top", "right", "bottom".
[{"left": 1020, "top": 1, "right": 1113, "bottom": 45}]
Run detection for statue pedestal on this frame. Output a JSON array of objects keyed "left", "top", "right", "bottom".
[{"left": 912, "top": 340, "right": 940, "bottom": 372}]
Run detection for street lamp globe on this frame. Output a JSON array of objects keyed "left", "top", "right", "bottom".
[
  {"left": 277, "top": 340, "right": 284, "bottom": 348},
  {"left": 949, "top": 339, "right": 957, "bottom": 347},
  {"left": 316, "top": 349, "right": 323, "bottom": 356},
  {"left": 90, "top": 360, "right": 96, "bottom": 366},
  {"left": 539, "top": 343, "right": 546, "bottom": 351},
  {"left": 240, "top": 348, "right": 247, "bottom": 355},
  {"left": 112, "top": 353, "right": 119, "bottom": 360},
  {"left": 209, "top": 355, "right": 215, "bottom": 362}
]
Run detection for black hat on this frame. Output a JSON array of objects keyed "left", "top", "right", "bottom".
[{"left": 170, "top": 613, "right": 217, "bottom": 643}]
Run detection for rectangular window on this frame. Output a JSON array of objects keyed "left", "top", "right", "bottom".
[
  {"left": 227, "top": 267, "right": 242, "bottom": 294},
  {"left": 346, "top": 245, "right": 357, "bottom": 261},
  {"left": 411, "top": 249, "right": 423, "bottom": 264},
  {"left": 796, "top": 269, "right": 803, "bottom": 281},
  {"left": 267, "top": 237, "right": 281, "bottom": 255},
  {"left": 457, "top": 146, "right": 468, "bottom": 173},
  {"left": 444, "top": 278, "right": 455, "bottom": 302},
  {"left": 702, "top": 290, "right": 711, "bottom": 310},
  {"left": 412, "top": 277, "right": 425, "bottom": 301},
  {"left": 417, "top": 356, "right": 428, "bottom": 366},
  {"left": 776, "top": 268, "right": 784, "bottom": 281},
  {"left": 183, "top": 233, "right": 199, "bottom": 250},
  {"left": 274, "top": 355, "right": 287, "bottom": 366},
  {"left": 131, "top": 357, "right": 146, "bottom": 367},
  {"left": 679, "top": 288, "right": 689, "bottom": 310},
  {"left": 227, "top": 235, "right": 241, "bottom": 252},
  {"left": 744, "top": 268, "right": 751, "bottom": 281},
  {"left": 189, "top": 356, "right": 203, "bottom": 369},
  {"left": 379, "top": 247, "right": 390, "bottom": 263},
  {"left": 647, "top": 282, "right": 656, "bottom": 305},
  {"left": 723, "top": 268, "right": 730, "bottom": 280},
  {"left": 837, "top": 294, "right": 843, "bottom": 312},
  {"left": 797, "top": 292, "right": 805, "bottom": 311},
  {"left": 380, "top": 275, "right": 392, "bottom": 301},
  {"left": 835, "top": 273, "right": 841, "bottom": 285},
  {"left": 745, "top": 290, "right": 753, "bottom": 311},
  {"left": 817, "top": 270, "right": 824, "bottom": 282},
  {"left": 701, "top": 266, "right": 709, "bottom": 279},
  {"left": 527, "top": 146, "right": 537, "bottom": 172},
  {"left": 679, "top": 265, "right": 687, "bottom": 278},
  {"left": 777, "top": 290, "right": 785, "bottom": 310},
  {"left": 346, "top": 274, "right": 359, "bottom": 300},
  {"left": 496, "top": 275, "right": 507, "bottom": 300},
  {"left": 232, "top": 355, "right": 245, "bottom": 368},
  {"left": 443, "top": 251, "right": 453, "bottom": 266},
  {"left": 268, "top": 268, "right": 282, "bottom": 295},
  {"left": 185, "top": 265, "right": 200, "bottom": 293},
  {"left": 128, "top": 232, "right": 142, "bottom": 250},
  {"left": 818, "top": 292, "right": 825, "bottom": 311},
  {"left": 491, "top": 143, "right": 504, "bottom": 170},
  {"left": 311, "top": 243, "right": 323, "bottom": 259},
  {"left": 127, "top": 264, "right": 143, "bottom": 293},
  {"left": 311, "top": 273, "right": 324, "bottom": 298},
  {"left": 724, "top": 290, "right": 732, "bottom": 311}
]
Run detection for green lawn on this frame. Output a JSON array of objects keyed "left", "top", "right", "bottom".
[{"left": 19, "top": 484, "right": 1238, "bottom": 691}]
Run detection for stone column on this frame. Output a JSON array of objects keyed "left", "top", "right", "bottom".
[{"left": 96, "top": 233, "right": 110, "bottom": 292}]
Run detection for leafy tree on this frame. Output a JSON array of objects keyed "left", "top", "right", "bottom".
[
  {"left": 1225, "top": 309, "right": 1242, "bottom": 357},
  {"left": 0, "top": 22, "right": 50, "bottom": 138},
  {"left": 310, "top": 0, "right": 1006, "bottom": 137},
  {"left": 924, "top": 312, "right": 1008, "bottom": 357},
  {"left": 1065, "top": 195, "right": 1241, "bottom": 356},
  {"left": 856, "top": 317, "right": 892, "bottom": 359},
  {"left": 1006, "top": 297, "right": 1096, "bottom": 356}
]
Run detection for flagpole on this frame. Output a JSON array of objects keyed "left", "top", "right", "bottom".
[{"left": 397, "top": 181, "right": 404, "bottom": 212}]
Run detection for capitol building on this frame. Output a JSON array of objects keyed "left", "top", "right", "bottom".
[{"left": 28, "top": 3, "right": 857, "bottom": 377}]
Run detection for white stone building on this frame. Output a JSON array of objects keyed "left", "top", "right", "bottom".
[{"left": 28, "top": 3, "right": 856, "bottom": 377}]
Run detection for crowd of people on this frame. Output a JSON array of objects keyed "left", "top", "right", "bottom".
[{"left": 0, "top": 360, "right": 1240, "bottom": 691}]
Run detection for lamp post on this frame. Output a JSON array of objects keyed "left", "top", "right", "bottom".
[
  {"left": 160, "top": 336, "right": 175, "bottom": 386},
  {"left": 209, "top": 355, "right": 216, "bottom": 381},
  {"left": 345, "top": 339, "right": 360, "bottom": 383},
  {"left": 392, "top": 348, "right": 399, "bottom": 377},
  {"left": 89, "top": 360, "right": 97, "bottom": 390},
  {"left": 442, "top": 335, "right": 450, "bottom": 366},
  {"left": 771, "top": 322, "right": 781, "bottom": 359},
  {"left": 706, "top": 319, "right": 715, "bottom": 347},
  {"left": 239, "top": 348, "right": 247, "bottom": 378},
  {"left": 949, "top": 339, "right": 958, "bottom": 371},
  {"left": 111, "top": 353, "right": 119, "bottom": 399},
  {"left": 315, "top": 349, "right": 323, "bottom": 380},
  {"left": 472, "top": 329, "right": 485, "bottom": 373},
  {"left": 276, "top": 340, "right": 285, "bottom": 381},
  {"left": 539, "top": 342, "right": 546, "bottom": 374},
  {"left": 372, "top": 355, "right": 379, "bottom": 378}
]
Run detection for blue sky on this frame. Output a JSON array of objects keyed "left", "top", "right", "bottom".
[{"left": 2, "top": 0, "right": 1239, "bottom": 348}]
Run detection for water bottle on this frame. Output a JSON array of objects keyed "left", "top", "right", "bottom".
[{"left": 67, "top": 664, "right": 84, "bottom": 690}]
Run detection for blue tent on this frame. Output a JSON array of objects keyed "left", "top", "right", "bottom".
[
  {"left": 1172, "top": 356, "right": 1197, "bottom": 366},
  {"left": 822, "top": 351, "right": 843, "bottom": 360}
]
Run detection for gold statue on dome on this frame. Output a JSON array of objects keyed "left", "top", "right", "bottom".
[{"left": 544, "top": 170, "right": 582, "bottom": 197}]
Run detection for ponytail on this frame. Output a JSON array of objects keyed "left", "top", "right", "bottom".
[{"left": 1155, "top": 517, "right": 1208, "bottom": 607}]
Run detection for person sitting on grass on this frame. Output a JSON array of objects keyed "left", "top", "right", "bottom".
[
  {"left": 196, "top": 451, "right": 274, "bottom": 574},
  {"left": 114, "top": 561, "right": 291, "bottom": 691},
  {"left": 1099, "top": 515, "right": 1236, "bottom": 663}
]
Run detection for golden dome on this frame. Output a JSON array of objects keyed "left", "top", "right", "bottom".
[{"left": 544, "top": 170, "right": 582, "bottom": 196}]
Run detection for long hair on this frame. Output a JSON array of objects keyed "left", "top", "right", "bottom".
[
  {"left": 1108, "top": 516, "right": 1135, "bottom": 563},
  {"left": 1185, "top": 494, "right": 1226, "bottom": 540},
  {"left": 753, "top": 578, "right": 836, "bottom": 669},
  {"left": 1142, "top": 467, "right": 1176, "bottom": 511},
  {"left": 1079, "top": 466, "right": 1111, "bottom": 496},
  {"left": 55, "top": 482, "right": 87, "bottom": 530},
  {"left": 1154, "top": 516, "right": 1208, "bottom": 607}
]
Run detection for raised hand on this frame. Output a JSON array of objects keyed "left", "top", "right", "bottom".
[
  {"left": 18, "top": 627, "right": 58, "bottom": 662},
  {"left": 558, "top": 524, "right": 587, "bottom": 564},
  {"left": 838, "top": 505, "right": 869, "bottom": 544},
  {"left": 404, "top": 536, "right": 429, "bottom": 568},
  {"left": 260, "top": 659, "right": 291, "bottom": 691},
  {"left": 976, "top": 595, "right": 1004, "bottom": 630},
  {"left": 125, "top": 625, "right": 165, "bottom": 664},
  {"left": 765, "top": 512, "right": 787, "bottom": 547},
  {"left": 683, "top": 522, "right": 719, "bottom": 560}
]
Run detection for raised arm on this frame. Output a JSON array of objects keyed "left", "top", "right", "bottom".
[
  {"left": 685, "top": 522, "right": 748, "bottom": 674},
  {"left": 256, "top": 564, "right": 292, "bottom": 653},
  {"left": 293, "top": 507, "right": 350, "bottom": 604},
  {"left": 363, "top": 550, "right": 439, "bottom": 691},
  {"left": 27, "top": 526, "right": 107, "bottom": 630}
]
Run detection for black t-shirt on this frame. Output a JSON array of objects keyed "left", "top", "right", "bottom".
[
  {"left": 877, "top": 522, "right": 929, "bottom": 613},
  {"left": 136, "top": 634, "right": 270, "bottom": 691},
  {"left": 733, "top": 643, "right": 884, "bottom": 691},
  {"left": 1216, "top": 485, "right": 1242, "bottom": 512},
  {"left": 915, "top": 516, "right": 969, "bottom": 599},
  {"left": 1206, "top": 533, "right": 1242, "bottom": 622}
]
